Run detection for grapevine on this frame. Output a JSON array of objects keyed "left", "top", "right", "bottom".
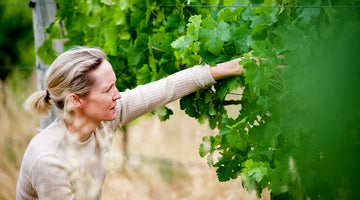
[{"left": 38, "top": 0, "right": 360, "bottom": 199}]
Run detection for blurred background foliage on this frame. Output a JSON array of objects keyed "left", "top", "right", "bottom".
[{"left": 0, "top": 0, "right": 35, "bottom": 84}]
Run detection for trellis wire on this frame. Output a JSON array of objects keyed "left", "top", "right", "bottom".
[
  {"left": 162, "top": 4, "right": 360, "bottom": 8},
  {"left": 0, "top": 1, "right": 359, "bottom": 8}
]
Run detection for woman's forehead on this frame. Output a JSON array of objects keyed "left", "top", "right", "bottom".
[{"left": 90, "top": 60, "right": 116, "bottom": 86}]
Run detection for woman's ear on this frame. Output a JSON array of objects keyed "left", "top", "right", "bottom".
[{"left": 68, "top": 93, "right": 83, "bottom": 108}]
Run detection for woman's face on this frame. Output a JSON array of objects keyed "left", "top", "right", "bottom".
[{"left": 78, "top": 60, "right": 121, "bottom": 124}]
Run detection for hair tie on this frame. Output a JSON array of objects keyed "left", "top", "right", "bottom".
[{"left": 45, "top": 90, "right": 51, "bottom": 103}]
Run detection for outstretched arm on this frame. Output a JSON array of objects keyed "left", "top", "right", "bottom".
[
  {"left": 116, "top": 64, "right": 215, "bottom": 125},
  {"left": 210, "top": 58, "right": 245, "bottom": 80},
  {"left": 116, "top": 58, "right": 246, "bottom": 126}
]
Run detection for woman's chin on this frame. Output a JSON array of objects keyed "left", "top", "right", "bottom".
[
  {"left": 106, "top": 113, "right": 117, "bottom": 121},
  {"left": 105, "top": 108, "right": 117, "bottom": 121}
]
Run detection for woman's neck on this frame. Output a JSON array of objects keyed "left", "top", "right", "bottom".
[{"left": 65, "top": 117, "right": 99, "bottom": 142}]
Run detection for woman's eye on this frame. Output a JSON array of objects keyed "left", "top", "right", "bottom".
[
  {"left": 104, "top": 87, "right": 111, "bottom": 93},
  {"left": 105, "top": 85, "right": 114, "bottom": 93}
]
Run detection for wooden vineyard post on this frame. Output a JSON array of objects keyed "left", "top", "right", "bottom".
[{"left": 30, "top": 0, "right": 63, "bottom": 128}]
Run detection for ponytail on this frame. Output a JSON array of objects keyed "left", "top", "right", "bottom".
[{"left": 23, "top": 90, "right": 52, "bottom": 116}]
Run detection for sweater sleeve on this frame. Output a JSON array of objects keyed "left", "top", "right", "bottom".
[
  {"left": 116, "top": 64, "right": 216, "bottom": 125},
  {"left": 31, "top": 152, "right": 74, "bottom": 200}
]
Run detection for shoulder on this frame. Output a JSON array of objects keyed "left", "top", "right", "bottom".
[
  {"left": 22, "top": 118, "right": 69, "bottom": 171},
  {"left": 28, "top": 118, "right": 67, "bottom": 150},
  {"left": 24, "top": 143, "right": 69, "bottom": 173}
]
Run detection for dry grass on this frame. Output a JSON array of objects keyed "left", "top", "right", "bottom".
[
  {"left": 0, "top": 73, "right": 39, "bottom": 200},
  {"left": 0, "top": 73, "right": 269, "bottom": 200}
]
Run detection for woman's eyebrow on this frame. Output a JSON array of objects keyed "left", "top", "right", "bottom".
[{"left": 105, "top": 82, "right": 115, "bottom": 91}]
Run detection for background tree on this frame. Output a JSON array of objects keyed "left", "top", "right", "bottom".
[{"left": 0, "top": 0, "right": 35, "bottom": 81}]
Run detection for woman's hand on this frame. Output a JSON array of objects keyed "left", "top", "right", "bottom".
[{"left": 210, "top": 58, "right": 246, "bottom": 80}]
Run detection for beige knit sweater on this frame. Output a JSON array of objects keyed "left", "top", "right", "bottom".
[{"left": 16, "top": 65, "right": 216, "bottom": 199}]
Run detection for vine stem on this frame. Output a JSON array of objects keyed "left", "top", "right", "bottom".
[
  {"left": 227, "top": 117, "right": 247, "bottom": 129},
  {"left": 152, "top": 46, "right": 166, "bottom": 52}
]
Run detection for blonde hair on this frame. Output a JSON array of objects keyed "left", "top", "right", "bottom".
[{"left": 24, "top": 47, "right": 106, "bottom": 116}]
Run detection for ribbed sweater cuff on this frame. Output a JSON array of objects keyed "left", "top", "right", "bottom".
[{"left": 193, "top": 64, "right": 216, "bottom": 88}]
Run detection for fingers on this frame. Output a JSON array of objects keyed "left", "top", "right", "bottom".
[
  {"left": 249, "top": 53, "right": 286, "bottom": 69},
  {"left": 276, "top": 65, "right": 287, "bottom": 69},
  {"left": 232, "top": 58, "right": 246, "bottom": 75},
  {"left": 235, "top": 52, "right": 286, "bottom": 74},
  {"left": 253, "top": 57, "right": 260, "bottom": 65}
]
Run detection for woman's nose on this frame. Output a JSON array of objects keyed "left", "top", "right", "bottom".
[{"left": 113, "top": 89, "right": 121, "bottom": 101}]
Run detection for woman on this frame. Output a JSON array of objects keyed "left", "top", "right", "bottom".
[{"left": 16, "top": 47, "right": 245, "bottom": 199}]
